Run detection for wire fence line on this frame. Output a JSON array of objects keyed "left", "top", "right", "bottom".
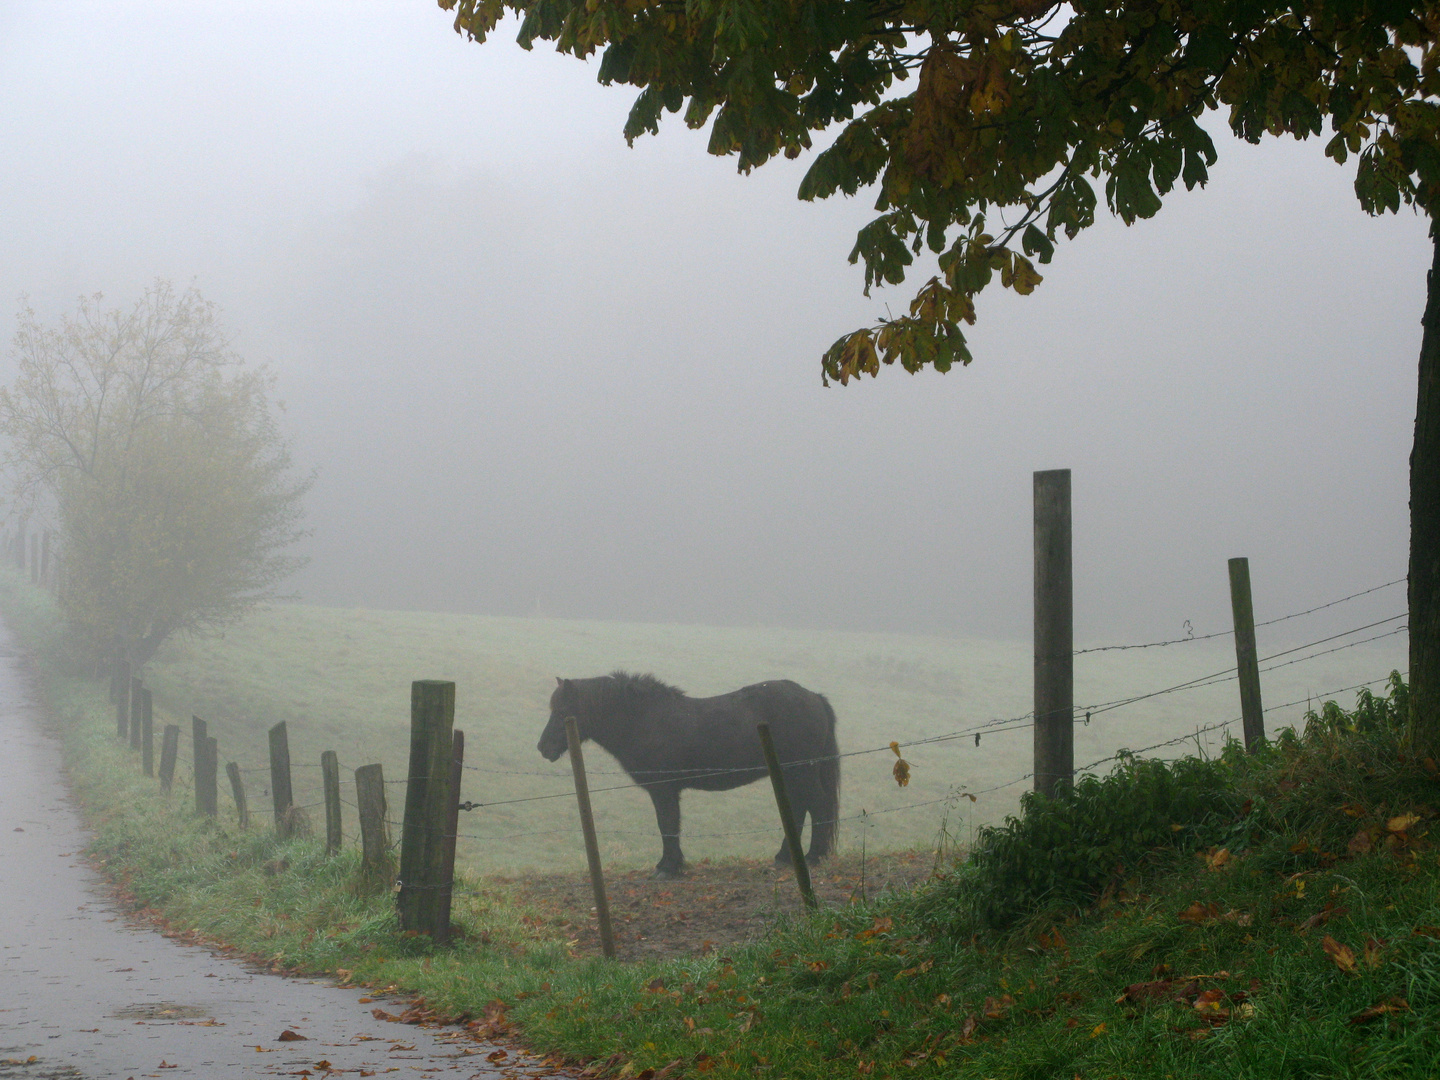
[{"left": 1072, "top": 575, "right": 1406, "bottom": 656}]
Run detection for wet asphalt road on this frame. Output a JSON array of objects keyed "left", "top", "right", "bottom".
[{"left": 0, "top": 624, "right": 541, "bottom": 1080}]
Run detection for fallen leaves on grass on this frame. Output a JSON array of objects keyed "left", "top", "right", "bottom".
[
  {"left": 1322, "top": 936, "right": 1358, "bottom": 974},
  {"left": 1177, "top": 902, "right": 1251, "bottom": 926},
  {"left": 1350, "top": 997, "right": 1409, "bottom": 1025},
  {"left": 1297, "top": 902, "right": 1349, "bottom": 933}
]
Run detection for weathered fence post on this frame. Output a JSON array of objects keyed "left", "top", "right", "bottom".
[
  {"left": 355, "top": 763, "right": 391, "bottom": 883},
  {"left": 226, "top": 761, "right": 249, "bottom": 828},
  {"left": 140, "top": 688, "right": 154, "bottom": 778},
  {"left": 268, "top": 721, "right": 294, "bottom": 838},
  {"left": 191, "top": 716, "right": 208, "bottom": 813},
  {"left": 397, "top": 681, "right": 455, "bottom": 938},
  {"left": 114, "top": 661, "right": 131, "bottom": 740},
  {"left": 321, "top": 750, "right": 342, "bottom": 856},
  {"left": 1229, "top": 557, "right": 1266, "bottom": 750},
  {"left": 1034, "top": 468, "right": 1074, "bottom": 797},
  {"left": 565, "top": 716, "right": 616, "bottom": 958},
  {"left": 158, "top": 724, "right": 179, "bottom": 791},
  {"left": 201, "top": 736, "right": 218, "bottom": 816},
  {"left": 434, "top": 729, "right": 465, "bottom": 946},
  {"left": 757, "top": 722, "right": 817, "bottom": 910},
  {"left": 129, "top": 677, "right": 143, "bottom": 752}
]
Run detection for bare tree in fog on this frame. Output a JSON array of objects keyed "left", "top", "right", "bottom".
[{"left": 0, "top": 282, "right": 311, "bottom": 666}]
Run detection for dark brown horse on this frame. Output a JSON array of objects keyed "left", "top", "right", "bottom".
[{"left": 538, "top": 672, "right": 841, "bottom": 878}]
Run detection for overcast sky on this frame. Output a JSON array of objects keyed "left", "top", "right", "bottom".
[{"left": 0, "top": 0, "right": 1424, "bottom": 647}]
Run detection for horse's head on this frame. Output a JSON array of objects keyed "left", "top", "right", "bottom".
[{"left": 538, "top": 677, "right": 575, "bottom": 761}]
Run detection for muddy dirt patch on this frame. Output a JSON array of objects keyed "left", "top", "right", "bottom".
[{"left": 504, "top": 850, "right": 939, "bottom": 962}]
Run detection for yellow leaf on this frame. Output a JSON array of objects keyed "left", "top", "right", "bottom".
[
  {"left": 1322, "top": 935, "right": 1357, "bottom": 974},
  {"left": 893, "top": 758, "right": 911, "bottom": 787},
  {"left": 1387, "top": 813, "right": 1420, "bottom": 834},
  {"left": 1090, "top": 1022, "right": 1106, "bottom": 1038}
]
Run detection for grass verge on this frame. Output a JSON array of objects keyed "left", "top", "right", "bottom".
[{"left": 8, "top": 574, "right": 1440, "bottom": 1079}]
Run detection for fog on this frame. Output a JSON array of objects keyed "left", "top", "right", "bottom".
[{"left": 0, "top": 0, "right": 1424, "bottom": 645}]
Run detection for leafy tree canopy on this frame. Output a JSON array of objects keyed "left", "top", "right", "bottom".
[
  {"left": 442, "top": 0, "right": 1439, "bottom": 382},
  {"left": 0, "top": 283, "right": 311, "bottom": 666}
]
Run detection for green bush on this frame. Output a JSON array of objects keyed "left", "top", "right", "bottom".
[{"left": 957, "top": 753, "right": 1246, "bottom": 928}]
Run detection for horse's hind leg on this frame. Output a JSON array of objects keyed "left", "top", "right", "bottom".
[
  {"left": 648, "top": 785, "right": 686, "bottom": 879},
  {"left": 772, "top": 783, "right": 809, "bottom": 866}
]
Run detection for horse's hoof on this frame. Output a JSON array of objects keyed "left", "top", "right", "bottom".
[{"left": 651, "top": 866, "right": 685, "bottom": 880}]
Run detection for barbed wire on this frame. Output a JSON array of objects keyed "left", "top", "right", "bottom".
[{"left": 1072, "top": 576, "right": 1405, "bottom": 656}]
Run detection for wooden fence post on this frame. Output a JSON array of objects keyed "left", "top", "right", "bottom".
[
  {"left": 129, "top": 677, "right": 143, "bottom": 752},
  {"left": 268, "top": 721, "right": 294, "bottom": 838},
  {"left": 397, "top": 681, "right": 455, "bottom": 938},
  {"left": 226, "top": 761, "right": 249, "bottom": 828},
  {"left": 565, "top": 716, "right": 616, "bottom": 958},
  {"left": 140, "top": 688, "right": 154, "bottom": 778},
  {"left": 1034, "top": 468, "right": 1074, "bottom": 797},
  {"left": 159, "top": 724, "right": 179, "bottom": 791},
  {"left": 434, "top": 729, "right": 465, "bottom": 945},
  {"left": 322, "top": 750, "right": 342, "bottom": 856},
  {"left": 757, "top": 722, "right": 817, "bottom": 910},
  {"left": 201, "top": 736, "right": 218, "bottom": 816},
  {"left": 114, "top": 661, "right": 131, "bottom": 740},
  {"left": 1229, "top": 557, "right": 1266, "bottom": 750},
  {"left": 355, "top": 763, "right": 391, "bottom": 884},
  {"left": 191, "top": 717, "right": 208, "bottom": 814}
]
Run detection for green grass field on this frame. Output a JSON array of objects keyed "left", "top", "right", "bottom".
[{"left": 125, "top": 594, "right": 1409, "bottom": 875}]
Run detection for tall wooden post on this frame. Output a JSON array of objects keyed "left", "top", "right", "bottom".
[
  {"left": 566, "top": 717, "right": 616, "bottom": 958},
  {"left": 268, "top": 721, "right": 294, "bottom": 837},
  {"left": 129, "top": 677, "right": 143, "bottom": 751},
  {"left": 115, "top": 662, "right": 131, "bottom": 740},
  {"left": 1228, "top": 557, "right": 1266, "bottom": 750},
  {"left": 1034, "top": 469, "right": 1074, "bottom": 796},
  {"left": 397, "top": 681, "right": 455, "bottom": 937},
  {"left": 321, "top": 750, "right": 342, "bottom": 856},
  {"left": 140, "top": 688, "right": 154, "bottom": 777},
  {"left": 355, "top": 763, "right": 391, "bottom": 883},
  {"left": 226, "top": 761, "right": 249, "bottom": 827},
  {"left": 434, "top": 730, "right": 465, "bottom": 946},
  {"left": 191, "top": 717, "right": 208, "bottom": 814},
  {"left": 200, "top": 736, "right": 219, "bottom": 816},
  {"left": 158, "top": 724, "right": 179, "bottom": 791},
  {"left": 757, "top": 722, "right": 817, "bottom": 909}
]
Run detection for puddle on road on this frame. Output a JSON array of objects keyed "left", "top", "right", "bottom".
[{"left": 110, "top": 1003, "right": 213, "bottom": 1021}]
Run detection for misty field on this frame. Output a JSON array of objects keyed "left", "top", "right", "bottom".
[{"left": 138, "top": 603, "right": 1407, "bottom": 875}]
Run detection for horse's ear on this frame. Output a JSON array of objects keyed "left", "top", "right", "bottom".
[{"left": 555, "top": 676, "right": 562, "bottom": 687}]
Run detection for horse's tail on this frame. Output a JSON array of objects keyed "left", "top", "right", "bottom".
[{"left": 812, "top": 694, "right": 841, "bottom": 858}]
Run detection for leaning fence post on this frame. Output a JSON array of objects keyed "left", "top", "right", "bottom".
[
  {"left": 201, "top": 736, "right": 219, "bottom": 817},
  {"left": 321, "top": 750, "right": 342, "bottom": 856},
  {"left": 115, "top": 661, "right": 131, "bottom": 740},
  {"left": 129, "top": 677, "right": 143, "bottom": 752},
  {"left": 355, "top": 763, "right": 391, "bottom": 884},
  {"left": 140, "top": 688, "right": 154, "bottom": 778},
  {"left": 226, "top": 761, "right": 249, "bottom": 828},
  {"left": 435, "top": 729, "right": 465, "bottom": 946},
  {"left": 191, "top": 716, "right": 208, "bottom": 813},
  {"left": 159, "top": 724, "right": 179, "bottom": 791},
  {"left": 1034, "top": 468, "right": 1074, "bottom": 797},
  {"left": 565, "top": 717, "right": 616, "bottom": 957},
  {"left": 397, "top": 681, "right": 455, "bottom": 937},
  {"left": 1229, "top": 557, "right": 1266, "bottom": 750},
  {"left": 268, "top": 721, "right": 294, "bottom": 838},
  {"left": 757, "top": 722, "right": 817, "bottom": 910}
]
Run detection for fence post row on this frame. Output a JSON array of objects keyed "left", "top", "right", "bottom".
[
  {"left": 140, "top": 688, "right": 154, "bottom": 778},
  {"left": 321, "top": 750, "right": 342, "bottom": 857},
  {"left": 565, "top": 716, "right": 617, "bottom": 958},
  {"left": 158, "top": 724, "right": 179, "bottom": 792},
  {"left": 1228, "top": 557, "right": 1266, "bottom": 750},
  {"left": 1033, "top": 468, "right": 1074, "bottom": 797},
  {"left": 355, "top": 763, "right": 389, "bottom": 879},
  {"left": 397, "top": 680, "right": 455, "bottom": 939},
  {"left": 757, "top": 722, "right": 817, "bottom": 910},
  {"left": 129, "top": 676, "right": 143, "bottom": 752},
  {"left": 268, "top": 721, "right": 294, "bottom": 838},
  {"left": 435, "top": 729, "right": 465, "bottom": 947},
  {"left": 226, "top": 761, "right": 249, "bottom": 828}
]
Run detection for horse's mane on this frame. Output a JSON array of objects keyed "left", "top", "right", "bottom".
[{"left": 608, "top": 670, "right": 687, "bottom": 699}]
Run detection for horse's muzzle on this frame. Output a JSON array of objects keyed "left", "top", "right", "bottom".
[{"left": 537, "top": 738, "right": 566, "bottom": 762}]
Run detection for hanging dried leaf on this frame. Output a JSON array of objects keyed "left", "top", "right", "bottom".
[{"left": 892, "top": 757, "right": 911, "bottom": 787}]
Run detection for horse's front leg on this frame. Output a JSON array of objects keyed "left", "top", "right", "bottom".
[{"left": 647, "top": 784, "right": 685, "bottom": 879}]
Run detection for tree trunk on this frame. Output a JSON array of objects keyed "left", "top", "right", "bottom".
[{"left": 1410, "top": 227, "right": 1440, "bottom": 752}]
